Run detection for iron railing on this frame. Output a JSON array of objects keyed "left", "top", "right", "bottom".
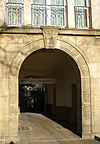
[
  {"left": 50, "top": 7, "right": 64, "bottom": 26},
  {"left": 31, "top": 6, "right": 46, "bottom": 26},
  {"left": 6, "top": 4, "right": 23, "bottom": 26},
  {"left": 31, "top": 5, "right": 66, "bottom": 27},
  {"left": 74, "top": 6, "right": 90, "bottom": 28}
]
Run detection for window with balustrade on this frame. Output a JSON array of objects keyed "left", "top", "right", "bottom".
[
  {"left": 74, "top": 0, "right": 90, "bottom": 28},
  {"left": 31, "top": 0, "right": 66, "bottom": 27},
  {"left": 6, "top": 0, "right": 23, "bottom": 26},
  {"left": 5, "top": 0, "right": 91, "bottom": 29}
]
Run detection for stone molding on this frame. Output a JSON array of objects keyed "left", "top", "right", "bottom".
[{"left": 1, "top": 27, "right": 100, "bottom": 36}]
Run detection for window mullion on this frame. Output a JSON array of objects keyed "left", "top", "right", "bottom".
[
  {"left": 64, "top": 0, "right": 66, "bottom": 6},
  {"left": 86, "top": 0, "right": 90, "bottom": 7},
  {"left": 86, "top": 7, "right": 89, "bottom": 27},
  {"left": 46, "top": 0, "right": 50, "bottom": 26},
  {"left": 46, "top": 6, "right": 51, "bottom": 26}
]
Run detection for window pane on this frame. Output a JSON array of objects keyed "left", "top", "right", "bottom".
[
  {"left": 7, "top": 5, "right": 22, "bottom": 25},
  {"left": 74, "top": 0, "right": 86, "bottom": 6},
  {"left": 8, "top": 0, "right": 22, "bottom": 3},
  {"left": 50, "top": 7, "right": 64, "bottom": 26},
  {"left": 50, "top": 0, "right": 64, "bottom": 5},
  {"left": 31, "top": 0, "right": 66, "bottom": 27},
  {"left": 32, "top": 0, "right": 45, "bottom": 5},
  {"left": 32, "top": 7, "right": 46, "bottom": 26},
  {"left": 75, "top": 7, "right": 88, "bottom": 28}
]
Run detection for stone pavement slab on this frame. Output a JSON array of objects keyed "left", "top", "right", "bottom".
[
  {"left": 17, "top": 139, "right": 100, "bottom": 144},
  {"left": 80, "top": 140, "right": 100, "bottom": 144},
  {"left": 16, "top": 113, "right": 100, "bottom": 144}
]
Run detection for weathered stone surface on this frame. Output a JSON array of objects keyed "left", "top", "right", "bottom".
[
  {"left": 0, "top": 24, "right": 100, "bottom": 143},
  {"left": 0, "top": 0, "right": 100, "bottom": 142},
  {"left": 1, "top": 35, "right": 93, "bottom": 143},
  {"left": 42, "top": 26, "right": 59, "bottom": 49}
]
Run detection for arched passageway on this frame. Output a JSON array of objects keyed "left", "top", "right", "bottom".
[
  {"left": 19, "top": 49, "right": 82, "bottom": 136},
  {"left": 8, "top": 38, "right": 91, "bottom": 141}
]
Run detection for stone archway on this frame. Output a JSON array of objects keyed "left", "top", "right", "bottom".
[{"left": 7, "top": 35, "right": 91, "bottom": 141}]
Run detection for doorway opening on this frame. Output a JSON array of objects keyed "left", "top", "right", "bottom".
[{"left": 19, "top": 49, "right": 82, "bottom": 136}]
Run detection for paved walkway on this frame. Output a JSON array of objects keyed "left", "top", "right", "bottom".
[{"left": 17, "top": 113, "right": 100, "bottom": 144}]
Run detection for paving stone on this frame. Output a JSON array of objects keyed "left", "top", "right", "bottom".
[
  {"left": 80, "top": 140, "right": 100, "bottom": 144},
  {"left": 44, "top": 142, "right": 61, "bottom": 144},
  {"left": 24, "top": 142, "right": 42, "bottom": 144},
  {"left": 61, "top": 140, "right": 82, "bottom": 144},
  {"left": 16, "top": 113, "right": 100, "bottom": 144},
  {"left": 17, "top": 140, "right": 100, "bottom": 144}
]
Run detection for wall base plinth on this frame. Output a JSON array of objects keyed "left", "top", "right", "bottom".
[{"left": 82, "top": 133, "right": 94, "bottom": 139}]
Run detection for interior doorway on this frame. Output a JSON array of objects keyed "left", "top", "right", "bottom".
[{"left": 19, "top": 49, "right": 82, "bottom": 136}]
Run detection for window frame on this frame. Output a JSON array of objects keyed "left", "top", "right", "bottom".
[
  {"left": 74, "top": 0, "right": 90, "bottom": 7},
  {"left": 31, "top": 0, "right": 67, "bottom": 28},
  {"left": 6, "top": 0, "right": 24, "bottom": 27},
  {"left": 74, "top": 0, "right": 90, "bottom": 29},
  {"left": 6, "top": 0, "right": 24, "bottom": 4}
]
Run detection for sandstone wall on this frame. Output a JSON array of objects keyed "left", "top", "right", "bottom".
[{"left": 0, "top": 28, "right": 100, "bottom": 141}]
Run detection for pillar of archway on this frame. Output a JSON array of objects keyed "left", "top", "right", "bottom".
[{"left": 6, "top": 27, "right": 91, "bottom": 142}]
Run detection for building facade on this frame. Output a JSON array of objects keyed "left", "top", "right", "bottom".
[{"left": 0, "top": 0, "right": 100, "bottom": 143}]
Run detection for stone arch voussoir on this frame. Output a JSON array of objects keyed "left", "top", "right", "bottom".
[{"left": 10, "top": 39, "right": 44, "bottom": 77}]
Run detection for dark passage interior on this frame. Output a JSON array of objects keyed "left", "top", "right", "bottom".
[
  {"left": 19, "top": 83, "right": 45, "bottom": 113},
  {"left": 19, "top": 49, "right": 82, "bottom": 136}
]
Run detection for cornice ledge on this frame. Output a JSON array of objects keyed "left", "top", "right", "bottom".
[
  {"left": 0, "top": 26, "right": 100, "bottom": 36},
  {"left": 0, "top": 26, "right": 43, "bottom": 34},
  {"left": 59, "top": 28, "right": 100, "bottom": 36}
]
